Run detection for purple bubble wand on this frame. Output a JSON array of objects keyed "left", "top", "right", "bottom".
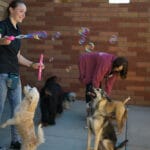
[{"left": 6, "top": 31, "right": 47, "bottom": 41}]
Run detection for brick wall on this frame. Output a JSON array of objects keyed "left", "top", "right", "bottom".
[{"left": 1, "top": 0, "right": 150, "bottom": 106}]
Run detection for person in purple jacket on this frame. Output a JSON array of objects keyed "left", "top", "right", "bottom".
[{"left": 78, "top": 52, "right": 128, "bottom": 114}]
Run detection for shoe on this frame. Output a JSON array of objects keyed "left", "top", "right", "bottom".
[{"left": 10, "top": 141, "right": 21, "bottom": 149}]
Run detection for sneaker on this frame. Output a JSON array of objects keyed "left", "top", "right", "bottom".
[{"left": 10, "top": 141, "right": 21, "bottom": 150}]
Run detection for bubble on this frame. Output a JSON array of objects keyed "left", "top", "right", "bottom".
[
  {"left": 109, "top": 35, "right": 118, "bottom": 44},
  {"left": 66, "top": 66, "right": 72, "bottom": 72},
  {"left": 78, "top": 27, "right": 90, "bottom": 45},
  {"left": 79, "top": 37, "right": 86, "bottom": 45},
  {"left": 49, "top": 57, "right": 54, "bottom": 63},
  {"left": 51, "top": 32, "right": 61, "bottom": 41},
  {"left": 78, "top": 27, "right": 89, "bottom": 36},
  {"left": 66, "top": 68, "right": 70, "bottom": 72},
  {"left": 78, "top": 29, "right": 83, "bottom": 35},
  {"left": 85, "top": 42, "right": 95, "bottom": 52}
]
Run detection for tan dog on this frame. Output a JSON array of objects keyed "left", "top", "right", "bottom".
[
  {"left": 0, "top": 85, "right": 45, "bottom": 150},
  {"left": 98, "top": 119, "right": 128, "bottom": 150},
  {"left": 103, "top": 96, "right": 130, "bottom": 134},
  {"left": 86, "top": 88, "right": 130, "bottom": 150}
]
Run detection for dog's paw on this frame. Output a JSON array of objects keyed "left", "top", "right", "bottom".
[{"left": 0, "top": 124, "right": 6, "bottom": 128}]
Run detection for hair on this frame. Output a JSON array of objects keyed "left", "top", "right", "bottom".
[
  {"left": 6, "top": 0, "right": 26, "bottom": 17},
  {"left": 112, "top": 57, "right": 128, "bottom": 79}
]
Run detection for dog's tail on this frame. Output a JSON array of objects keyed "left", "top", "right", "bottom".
[
  {"left": 37, "top": 124, "right": 45, "bottom": 145},
  {"left": 123, "top": 97, "right": 131, "bottom": 105},
  {"left": 115, "top": 139, "right": 128, "bottom": 150}
]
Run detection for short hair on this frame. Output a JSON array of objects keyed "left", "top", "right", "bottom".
[{"left": 112, "top": 57, "right": 128, "bottom": 79}]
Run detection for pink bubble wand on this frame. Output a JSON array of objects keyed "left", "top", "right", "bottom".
[{"left": 38, "top": 54, "right": 44, "bottom": 81}]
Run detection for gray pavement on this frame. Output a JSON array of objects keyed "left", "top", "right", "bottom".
[{"left": 0, "top": 100, "right": 150, "bottom": 150}]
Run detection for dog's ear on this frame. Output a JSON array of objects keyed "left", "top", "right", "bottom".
[
  {"left": 23, "top": 85, "right": 32, "bottom": 95},
  {"left": 23, "top": 86, "right": 28, "bottom": 96},
  {"left": 101, "top": 89, "right": 106, "bottom": 97}
]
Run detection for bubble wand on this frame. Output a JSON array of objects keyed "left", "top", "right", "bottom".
[
  {"left": 6, "top": 31, "right": 47, "bottom": 41},
  {"left": 38, "top": 54, "right": 44, "bottom": 81}
]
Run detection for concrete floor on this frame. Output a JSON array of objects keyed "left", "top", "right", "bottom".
[{"left": 0, "top": 100, "right": 150, "bottom": 150}]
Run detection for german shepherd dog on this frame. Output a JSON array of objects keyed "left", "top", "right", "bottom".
[{"left": 86, "top": 88, "right": 129, "bottom": 150}]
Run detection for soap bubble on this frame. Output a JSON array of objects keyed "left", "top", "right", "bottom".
[
  {"left": 66, "top": 66, "right": 72, "bottom": 72},
  {"left": 78, "top": 27, "right": 90, "bottom": 45},
  {"left": 109, "top": 35, "right": 118, "bottom": 44},
  {"left": 85, "top": 42, "right": 95, "bottom": 52},
  {"left": 79, "top": 37, "right": 86, "bottom": 45},
  {"left": 51, "top": 32, "right": 61, "bottom": 41},
  {"left": 49, "top": 57, "right": 54, "bottom": 63}
]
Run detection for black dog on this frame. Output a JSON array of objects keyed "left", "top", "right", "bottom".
[{"left": 40, "top": 76, "right": 64, "bottom": 126}]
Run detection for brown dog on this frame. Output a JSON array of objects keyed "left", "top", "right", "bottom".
[
  {"left": 86, "top": 88, "right": 130, "bottom": 150},
  {"left": 99, "top": 95, "right": 130, "bottom": 134},
  {"left": 0, "top": 85, "right": 45, "bottom": 150},
  {"left": 98, "top": 119, "right": 128, "bottom": 150}
]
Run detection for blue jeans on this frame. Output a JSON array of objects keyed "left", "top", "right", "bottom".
[{"left": 0, "top": 73, "right": 21, "bottom": 143}]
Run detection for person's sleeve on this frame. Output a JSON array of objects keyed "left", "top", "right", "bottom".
[
  {"left": 105, "top": 75, "right": 117, "bottom": 95},
  {"left": 92, "top": 62, "right": 108, "bottom": 88},
  {"left": 0, "top": 22, "right": 6, "bottom": 37}
]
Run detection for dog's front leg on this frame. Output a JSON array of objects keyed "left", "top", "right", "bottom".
[
  {"left": 87, "top": 127, "right": 92, "bottom": 150},
  {"left": 86, "top": 118, "right": 92, "bottom": 150},
  {"left": 0, "top": 118, "right": 17, "bottom": 128},
  {"left": 94, "top": 129, "right": 102, "bottom": 150}
]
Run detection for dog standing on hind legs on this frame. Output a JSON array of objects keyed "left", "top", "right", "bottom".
[{"left": 0, "top": 85, "right": 45, "bottom": 150}]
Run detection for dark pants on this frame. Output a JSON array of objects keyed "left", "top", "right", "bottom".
[{"left": 85, "top": 83, "right": 93, "bottom": 103}]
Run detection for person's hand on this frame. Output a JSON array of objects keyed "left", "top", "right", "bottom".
[
  {"left": 31, "top": 62, "right": 45, "bottom": 70},
  {"left": 0, "top": 36, "right": 11, "bottom": 45}
]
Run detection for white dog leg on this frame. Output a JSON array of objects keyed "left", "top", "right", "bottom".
[
  {"left": 87, "top": 127, "right": 92, "bottom": 150},
  {"left": 94, "top": 130, "right": 102, "bottom": 150},
  {"left": 0, "top": 118, "right": 17, "bottom": 128}
]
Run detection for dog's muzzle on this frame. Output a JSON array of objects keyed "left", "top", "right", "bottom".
[{"left": 87, "top": 91, "right": 96, "bottom": 99}]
